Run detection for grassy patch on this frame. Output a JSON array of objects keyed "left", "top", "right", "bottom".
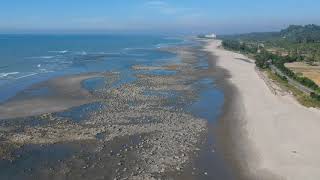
[{"left": 266, "top": 70, "right": 320, "bottom": 108}]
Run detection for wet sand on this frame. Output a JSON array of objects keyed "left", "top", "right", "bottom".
[
  {"left": 0, "top": 73, "right": 106, "bottom": 120},
  {"left": 206, "top": 40, "right": 320, "bottom": 180}
]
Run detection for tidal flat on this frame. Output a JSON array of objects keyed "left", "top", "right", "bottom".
[{"left": 0, "top": 44, "right": 233, "bottom": 180}]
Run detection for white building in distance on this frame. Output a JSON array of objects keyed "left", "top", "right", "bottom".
[{"left": 204, "top": 33, "right": 216, "bottom": 39}]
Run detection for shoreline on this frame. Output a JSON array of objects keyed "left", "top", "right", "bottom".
[
  {"left": 203, "top": 43, "right": 255, "bottom": 180},
  {"left": 206, "top": 40, "right": 320, "bottom": 180}
]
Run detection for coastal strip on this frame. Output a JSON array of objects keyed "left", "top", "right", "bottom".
[{"left": 206, "top": 40, "right": 320, "bottom": 180}]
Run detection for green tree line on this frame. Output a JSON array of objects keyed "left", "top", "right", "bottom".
[{"left": 221, "top": 39, "right": 320, "bottom": 99}]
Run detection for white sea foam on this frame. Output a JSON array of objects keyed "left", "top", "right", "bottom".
[
  {"left": 14, "top": 73, "right": 38, "bottom": 80},
  {"left": 97, "top": 52, "right": 123, "bottom": 56},
  {"left": 26, "top": 56, "right": 55, "bottom": 59},
  {"left": 0, "top": 72, "right": 19, "bottom": 78},
  {"left": 49, "top": 50, "right": 69, "bottom": 54}
]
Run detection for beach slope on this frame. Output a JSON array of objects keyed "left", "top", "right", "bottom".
[{"left": 206, "top": 40, "right": 320, "bottom": 180}]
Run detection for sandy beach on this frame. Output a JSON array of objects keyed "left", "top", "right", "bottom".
[{"left": 206, "top": 40, "right": 320, "bottom": 180}]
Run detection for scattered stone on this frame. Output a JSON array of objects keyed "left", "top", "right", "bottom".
[{"left": 2, "top": 47, "right": 210, "bottom": 179}]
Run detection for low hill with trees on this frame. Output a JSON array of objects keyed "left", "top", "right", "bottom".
[{"left": 219, "top": 24, "right": 320, "bottom": 63}]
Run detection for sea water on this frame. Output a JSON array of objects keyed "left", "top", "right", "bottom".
[
  {"left": 0, "top": 34, "right": 224, "bottom": 123},
  {"left": 0, "top": 34, "right": 185, "bottom": 102}
]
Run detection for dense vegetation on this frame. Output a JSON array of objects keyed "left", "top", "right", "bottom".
[
  {"left": 220, "top": 24, "right": 320, "bottom": 101},
  {"left": 219, "top": 24, "right": 320, "bottom": 63},
  {"left": 255, "top": 49, "right": 320, "bottom": 94},
  {"left": 280, "top": 24, "right": 320, "bottom": 43},
  {"left": 220, "top": 24, "right": 320, "bottom": 43},
  {"left": 267, "top": 70, "right": 320, "bottom": 107},
  {"left": 222, "top": 39, "right": 258, "bottom": 54}
]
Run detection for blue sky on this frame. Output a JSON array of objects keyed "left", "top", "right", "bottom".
[{"left": 0, "top": 0, "right": 320, "bottom": 34}]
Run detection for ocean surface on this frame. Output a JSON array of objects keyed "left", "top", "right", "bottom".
[{"left": 0, "top": 34, "right": 189, "bottom": 102}]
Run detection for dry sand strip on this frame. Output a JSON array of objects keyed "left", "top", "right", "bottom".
[{"left": 206, "top": 40, "right": 320, "bottom": 180}]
